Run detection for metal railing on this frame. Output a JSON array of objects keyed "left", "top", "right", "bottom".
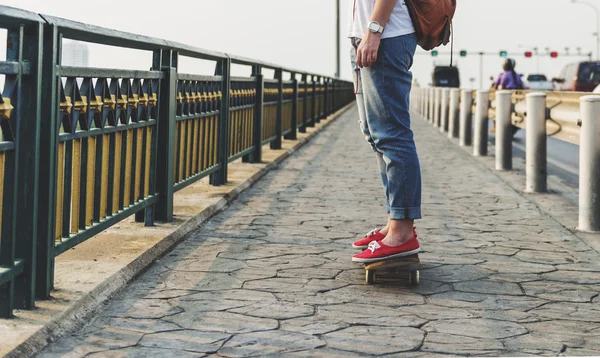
[
  {"left": 412, "top": 86, "right": 600, "bottom": 234},
  {"left": 0, "top": 5, "right": 354, "bottom": 318}
]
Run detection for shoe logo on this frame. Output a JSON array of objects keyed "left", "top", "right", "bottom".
[{"left": 367, "top": 241, "right": 381, "bottom": 254}]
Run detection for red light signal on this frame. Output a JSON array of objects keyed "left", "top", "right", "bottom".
[
  {"left": 550, "top": 51, "right": 558, "bottom": 58},
  {"left": 525, "top": 51, "right": 533, "bottom": 58}
]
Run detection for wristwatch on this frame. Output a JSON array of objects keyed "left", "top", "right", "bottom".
[{"left": 367, "top": 21, "right": 384, "bottom": 34}]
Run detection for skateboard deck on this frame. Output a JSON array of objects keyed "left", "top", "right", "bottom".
[{"left": 362, "top": 254, "right": 420, "bottom": 285}]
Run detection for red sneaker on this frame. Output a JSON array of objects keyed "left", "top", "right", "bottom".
[
  {"left": 352, "top": 236, "right": 422, "bottom": 263},
  {"left": 352, "top": 227, "right": 418, "bottom": 249},
  {"left": 352, "top": 229, "right": 385, "bottom": 249}
]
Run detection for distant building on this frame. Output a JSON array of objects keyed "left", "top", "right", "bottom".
[{"left": 61, "top": 40, "right": 89, "bottom": 67}]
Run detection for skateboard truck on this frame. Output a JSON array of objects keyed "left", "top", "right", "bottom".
[{"left": 362, "top": 254, "right": 420, "bottom": 285}]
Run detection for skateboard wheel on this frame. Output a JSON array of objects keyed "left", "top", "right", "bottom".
[
  {"left": 366, "top": 270, "right": 375, "bottom": 284},
  {"left": 409, "top": 270, "right": 420, "bottom": 285}
]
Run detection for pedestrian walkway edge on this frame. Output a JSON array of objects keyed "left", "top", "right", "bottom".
[{"left": 5, "top": 103, "right": 355, "bottom": 358}]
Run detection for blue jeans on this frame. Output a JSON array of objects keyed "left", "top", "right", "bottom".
[{"left": 351, "top": 34, "right": 422, "bottom": 220}]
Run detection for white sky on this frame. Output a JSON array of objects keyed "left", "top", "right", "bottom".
[{"left": 1, "top": 0, "right": 598, "bottom": 87}]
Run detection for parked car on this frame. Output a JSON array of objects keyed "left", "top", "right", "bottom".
[
  {"left": 525, "top": 74, "right": 553, "bottom": 91},
  {"left": 432, "top": 66, "right": 460, "bottom": 88},
  {"left": 553, "top": 61, "right": 600, "bottom": 92}
]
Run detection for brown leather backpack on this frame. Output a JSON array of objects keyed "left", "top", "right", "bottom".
[{"left": 405, "top": 0, "right": 457, "bottom": 51}]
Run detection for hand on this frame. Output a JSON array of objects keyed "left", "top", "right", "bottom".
[{"left": 356, "top": 31, "right": 381, "bottom": 68}]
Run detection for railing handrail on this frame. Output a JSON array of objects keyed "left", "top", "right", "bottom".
[{"left": 0, "top": 5, "right": 336, "bottom": 80}]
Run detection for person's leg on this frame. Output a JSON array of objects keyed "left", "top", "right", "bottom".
[
  {"left": 360, "top": 33, "right": 421, "bottom": 247},
  {"left": 352, "top": 38, "right": 390, "bottom": 228},
  {"left": 375, "top": 151, "right": 391, "bottom": 236}
]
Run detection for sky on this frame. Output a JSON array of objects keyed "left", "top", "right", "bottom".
[{"left": 1, "top": 0, "right": 598, "bottom": 88}]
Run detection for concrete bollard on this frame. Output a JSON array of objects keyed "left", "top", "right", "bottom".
[
  {"left": 495, "top": 90, "right": 513, "bottom": 171},
  {"left": 440, "top": 88, "right": 450, "bottom": 133},
  {"left": 448, "top": 89, "right": 460, "bottom": 139},
  {"left": 459, "top": 89, "right": 474, "bottom": 146},
  {"left": 421, "top": 88, "right": 426, "bottom": 116},
  {"left": 429, "top": 88, "right": 435, "bottom": 122},
  {"left": 434, "top": 88, "right": 441, "bottom": 127},
  {"left": 473, "top": 90, "right": 489, "bottom": 156},
  {"left": 525, "top": 93, "right": 548, "bottom": 193},
  {"left": 579, "top": 96, "right": 600, "bottom": 232}
]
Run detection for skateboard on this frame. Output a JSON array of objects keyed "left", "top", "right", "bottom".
[{"left": 362, "top": 254, "right": 420, "bottom": 285}]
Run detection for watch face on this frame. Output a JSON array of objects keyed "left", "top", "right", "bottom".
[{"left": 369, "top": 22, "right": 381, "bottom": 32}]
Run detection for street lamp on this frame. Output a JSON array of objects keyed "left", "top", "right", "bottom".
[
  {"left": 336, "top": 0, "right": 341, "bottom": 78},
  {"left": 572, "top": 0, "right": 600, "bottom": 60}
]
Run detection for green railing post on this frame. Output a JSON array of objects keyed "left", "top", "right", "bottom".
[
  {"left": 271, "top": 69, "right": 283, "bottom": 150},
  {"left": 212, "top": 57, "right": 231, "bottom": 185},
  {"left": 9, "top": 22, "right": 43, "bottom": 310},
  {"left": 153, "top": 50, "right": 177, "bottom": 222},
  {"left": 245, "top": 65, "right": 263, "bottom": 164},
  {"left": 316, "top": 77, "right": 323, "bottom": 124},
  {"left": 300, "top": 74, "right": 308, "bottom": 133},
  {"left": 309, "top": 75, "right": 317, "bottom": 127},
  {"left": 285, "top": 72, "right": 298, "bottom": 141},
  {"left": 324, "top": 78, "right": 330, "bottom": 118},
  {"left": 36, "top": 24, "right": 59, "bottom": 299}
]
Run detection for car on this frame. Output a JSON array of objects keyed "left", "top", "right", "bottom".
[
  {"left": 432, "top": 66, "right": 460, "bottom": 88},
  {"left": 553, "top": 61, "right": 600, "bottom": 92},
  {"left": 525, "top": 74, "right": 553, "bottom": 91}
]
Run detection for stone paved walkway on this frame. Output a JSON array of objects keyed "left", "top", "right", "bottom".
[{"left": 40, "top": 106, "right": 600, "bottom": 357}]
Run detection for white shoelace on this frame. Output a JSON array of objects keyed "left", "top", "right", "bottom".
[
  {"left": 367, "top": 241, "right": 381, "bottom": 254},
  {"left": 366, "top": 229, "right": 379, "bottom": 237}
]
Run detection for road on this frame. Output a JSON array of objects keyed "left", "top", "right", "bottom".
[{"left": 489, "top": 124, "right": 579, "bottom": 188}]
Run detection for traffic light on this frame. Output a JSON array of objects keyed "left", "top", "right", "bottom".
[
  {"left": 432, "top": 50, "right": 438, "bottom": 57},
  {"left": 550, "top": 51, "right": 558, "bottom": 58},
  {"left": 460, "top": 50, "right": 467, "bottom": 57},
  {"left": 499, "top": 50, "right": 508, "bottom": 58},
  {"left": 525, "top": 51, "right": 533, "bottom": 58}
]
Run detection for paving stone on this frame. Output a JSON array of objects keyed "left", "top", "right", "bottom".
[
  {"left": 560, "top": 348, "right": 600, "bottom": 356},
  {"left": 277, "top": 267, "right": 342, "bottom": 279},
  {"left": 453, "top": 280, "right": 524, "bottom": 296},
  {"left": 542, "top": 270, "right": 600, "bottom": 284},
  {"left": 421, "top": 332, "right": 504, "bottom": 356},
  {"left": 88, "top": 317, "right": 183, "bottom": 334},
  {"left": 218, "top": 330, "right": 326, "bottom": 357},
  {"left": 420, "top": 264, "right": 493, "bottom": 283},
  {"left": 317, "top": 304, "right": 427, "bottom": 327},
  {"left": 528, "top": 302, "right": 600, "bottom": 322},
  {"left": 87, "top": 347, "right": 205, "bottom": 357},
  {"left": 155, "top": 271, "right": 244, "bottom": 291},
  {"left": 514, "top": 249, "right": 577, "bottom": 265},
  {"left": 228, "top": 301, "right": 315, "bottom": 319},
  {"left": 428, "top": 291, "right": 546, "bottom": 311},
  {"left": 322, "top": 285, "right": 426, "bottom": 306},
  {"left": 161, "top": 257, "right": 248, "bottom": 273},
  {"left": 164, "top": 311, "right": 278, "bottom": 334},
  {"left": 139, "top": 330, "right": 230, "bottom": 353},
  {"left": 521, "top": 281, "right": 599, "bottom": 303},
  {"left": 175, "top": 289, "right": 276, "bottom": 303},
  {"left": 502, "top": 333, "right": 566, "bottom": 356},
  {"left": 103, "top": 299, "right": 183, "bottom": 319},
  {"left": 423, "top": 318, "right": 528, "bottom": 339},
  {"left": 279, "top": 316, "right": 350, "bottom": 335},
  {"left": 477, "top": 260, "right": 555, "bottom": 275},
  {"left": 323, "top": 326, "right": 425, "bottom": 355}
]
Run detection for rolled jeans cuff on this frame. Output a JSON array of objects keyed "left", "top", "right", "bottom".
[{"left": 390, "top": 206, "right": 421, "bottom": 221}]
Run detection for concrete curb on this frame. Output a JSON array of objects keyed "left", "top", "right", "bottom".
[{"left": 7, "top": 103, "right": 355, "bottom": 358}]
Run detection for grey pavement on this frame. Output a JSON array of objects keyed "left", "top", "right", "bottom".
[{"left": 39, "top": 106, "right": 600, "bottom": 357}]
